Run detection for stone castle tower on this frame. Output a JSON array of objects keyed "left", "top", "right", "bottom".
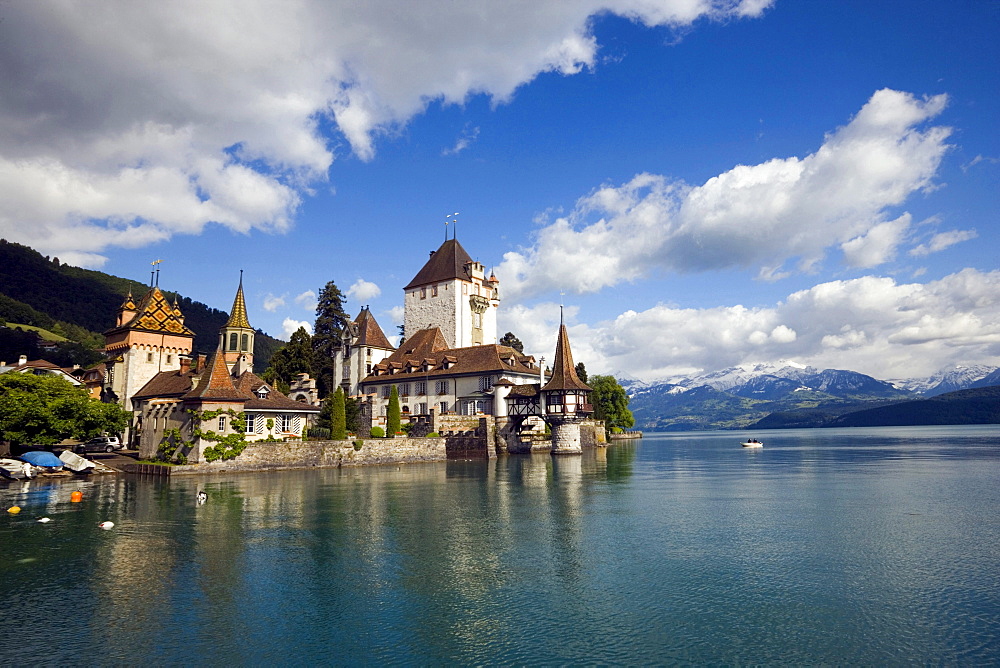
[
  {"left": 219, "top": 273, "right": 254, "bottom": 376},
  {"left": 103, "top": 286, "right": 195, "bottom": 413},
  {"left": 403, "top": 238, "right": 500, "bottom": 349}
]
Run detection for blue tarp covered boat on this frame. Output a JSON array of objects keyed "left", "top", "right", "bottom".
[{"left": 19, "top": 451, "right": 65, "bottom": 468}]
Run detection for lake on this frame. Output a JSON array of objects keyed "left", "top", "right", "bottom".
[{"left": 3, "top": 425, "right": 999, "bottom": 665}]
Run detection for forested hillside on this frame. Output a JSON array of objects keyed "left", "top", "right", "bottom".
[{"left": 0, "top": 239, "right": 281, "bottom": 370}]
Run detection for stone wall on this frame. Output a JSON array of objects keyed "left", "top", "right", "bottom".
[{"left": 167, "top": 437, "right": 446, "bottom": 475}]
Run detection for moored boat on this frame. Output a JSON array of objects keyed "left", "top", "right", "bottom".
[{"left": 740, "top": 438, "right": 763, "bottom": 448}]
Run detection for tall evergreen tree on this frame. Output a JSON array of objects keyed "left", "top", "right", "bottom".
[
  {"left": 331, "top": 387, "right": 347, "bottom": 439},
  {"left": 313, "top": 281, "right": 349, "bottom": 398},
  {"left": 344, "top": 395, "right": 360, "bottom": 435},
  {"left": 575, "top": 362, "right": 588, "bottom": 383},
  {"left": 264, "top": 326, "right": 313, "bottom": 388},
  {"left": 387, "top": 385, "right": 401, "bottom": 437},
  {"left": 499, "top": 331, "right": 524, "bottom": 353}
]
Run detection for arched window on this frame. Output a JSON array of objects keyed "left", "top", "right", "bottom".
[
  {"left": 229, "top": 332, "right": 238, "bottom": 351},
  {"left": 241, "top": 333, "right": 249, "bottom": 351}
]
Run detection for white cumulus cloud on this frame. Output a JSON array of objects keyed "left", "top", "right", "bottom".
[
  {"left": 500, "top": 268, "right": 1000, "bottom": 381},
  {"left": 282, "top": 318, "right": 313, "bottom": 339},
  {"left": 0, "top": 0, "right": 771, "bottom": 266},
  {"left": 497, "top": 89, "right": 952, "bottom": 299},
  {"left": 346, "top": 279, "right": 382, "bottom": 302},
  {"left": 262, "top": 293, "right": 286, "bottom": 312},
  {"left": 294, "top": 290, "right": 318, "bottom": 310}
]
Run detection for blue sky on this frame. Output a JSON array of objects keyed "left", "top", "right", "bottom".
[{"left": 1, "top": 1, "right": 997, "bottom": 381}]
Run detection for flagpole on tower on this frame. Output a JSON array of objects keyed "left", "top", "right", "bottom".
[{"left": 150, "top": 259, "right": 162, "bottom": 286}]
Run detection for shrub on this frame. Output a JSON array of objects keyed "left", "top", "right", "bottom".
[
  {"left": 369, "top": 426, "right": 385, "bottom": 438},
  {"left": 353, "top": 440, "right": 363, "bottom": 451},
  {"left": 426, "top": 432, "right": 439, "bottom": 437},
  {"left": 307, "top": 427, "right": 331, "bottom": 440}
]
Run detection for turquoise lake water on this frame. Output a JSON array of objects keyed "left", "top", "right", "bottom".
[{"left": 3, "top": 425, "right": 999, "bottom": 665}]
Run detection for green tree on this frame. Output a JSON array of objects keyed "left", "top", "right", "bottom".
[
  {"left": 313, "top": 281, "right": 350, "bottom": 398},
  {"left": 575, "top": 362, "right": 588, "bottom": 383},
  {"left": 0, "top": 373, "right": 128, "bottom": 447},
  {"left": 344, "top": 395, "right": 360, "bottom": 435},
  {"left": 387, "top": 385, "right": 401, "bottom": 437},
  {"left": 499, "top": 331, "right": 523, "bottom": 353},
  {"left": 265, "top": 326, "right": 313, "bottom": 388},
  {"left": 331, "top": 387, "right": 347, "bottom": 439},
  {"left": 589, "top": 375, "right": 634, "bottom": 435}
]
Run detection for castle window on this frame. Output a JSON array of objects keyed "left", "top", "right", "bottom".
[
  {"left": 229, "top": 333, "right": 238, "bottom": 351},
  {"left": 420, "top": 287, "right": 426, "bottom": 299},
  {"left": 246, "top": 413, "right": 257, "bottom": 433},
  {"left": 381, "top": 385, "right": 391, "bottom": 399},
  {"left": 440, "top": 401, "right": 449, "bottom": 413},
  {"left": 400, "top": 383, "right": 410, "bottom": 396},
  {"left": 147, "top": 352, "right": 153, "bottom": 362},
  {"left": 478, "top": 376, "right": 494, "bottom": 392},
  {"left": 167, "top": 355, "right": 172, "bottom": 364},
  {"left": 279, "top": 414, "right": 291, "bottom": 432},
  {"left": 415, "top": 381, "right": 426, "bottom": 395},
  {"left": 417, "top": 402, "right": 427, "bottom": 415},
  {"left": 241, "top": 333, "right": 249, "bottom": 351},
  {"left": 218, "top": 415, "right": 227, "bottom": 431},
  {"left": 432, "top": 285, "right": 438, "bottom": 297},
  {"left": 435, "top": 380, "right": 449, "bottom": 394}
]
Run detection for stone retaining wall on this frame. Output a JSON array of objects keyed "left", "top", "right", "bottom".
[{"left": 164, "top": 437, "right": 446, "bottom": 475}]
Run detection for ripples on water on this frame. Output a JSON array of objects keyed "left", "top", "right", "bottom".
[{"left": 2, "top": 425, "right": 999, "bottom": 665}]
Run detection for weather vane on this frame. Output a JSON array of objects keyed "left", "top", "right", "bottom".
[
  {"left": 445, "top": 212, "right": 459, "bottom": 240},
  {"left": 150, "top": 259, "right": 162, "bottom": 286}
]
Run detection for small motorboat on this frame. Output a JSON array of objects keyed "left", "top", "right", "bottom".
[
  {"left": 741, "top": 438, "right": 764, "bottom": 448},
  {"left": 19, "top": 451, "right": 65, "bottom": 469}
]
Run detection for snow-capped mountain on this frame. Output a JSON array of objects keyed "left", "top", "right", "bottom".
[{"left": 889, "top": 364, "right": 998, "bottom": 396}]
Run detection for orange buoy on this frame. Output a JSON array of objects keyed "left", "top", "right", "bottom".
[
  {"left": 7, "top": 506, "right": 20, "bottom": 514},
  {"left": 70, "top": 491, "right": 83, "bottom": 503}
]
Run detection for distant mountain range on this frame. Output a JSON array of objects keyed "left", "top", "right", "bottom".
[{"left": 621, "top": 360, "right": 1000, "bottom": 431}]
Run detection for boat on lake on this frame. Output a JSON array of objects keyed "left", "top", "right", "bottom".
[{"left": 740, "top": 438, "right": 763, "bottom": 448}]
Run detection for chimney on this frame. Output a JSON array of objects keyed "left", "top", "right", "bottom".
[
  {"left": 180, "top": 356, "right": 192, "bottom": 374},
  {"left": 197, "top": 354, "right": 207, "bottom": 371},
  {"left": 19, "top": 354, "right": 27, "bottom": 366}
]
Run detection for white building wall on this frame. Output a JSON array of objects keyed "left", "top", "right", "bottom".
[
  {"left": 405, "top": 280, "right": 460, "bottom": 348},
  {"left": 120, "top": 345, "right": 183, "bottom": 411}
]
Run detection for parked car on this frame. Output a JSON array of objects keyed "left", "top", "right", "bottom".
[{"left": 75, "top": 436, "right": 123, "bottom": 454}]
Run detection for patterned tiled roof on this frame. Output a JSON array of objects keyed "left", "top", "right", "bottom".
[
  {"left": 404, "top": 239, "right": 475, "bottom": 289},
  {"left": 119, "top": 292, "right": 136, "bottom": 310},
  {"left": 106, "top": 286, "right": 195, "bottom": 337},
  {"left": 225, "top": 277, "right": 252, "bottom": 329}
]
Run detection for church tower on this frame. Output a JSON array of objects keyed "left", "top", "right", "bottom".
[
  {"left": 220, "top": 273, "right": 255, "bottom": 376},
  {"left": 403, "top": 238, "right": 500, "bottom": 349}
]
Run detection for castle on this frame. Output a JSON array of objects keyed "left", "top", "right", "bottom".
[
  {"left": 341, "top": 235, "right": 595, "bottom": 454},
  {"left": 102, "top": 276, "right": 319, "bottom": 460}
]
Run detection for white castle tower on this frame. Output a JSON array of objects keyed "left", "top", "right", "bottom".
[{"left": 403, "top": 237, "right": 500, "bottom": 349}]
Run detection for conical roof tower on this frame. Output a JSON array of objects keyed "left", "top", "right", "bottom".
[{"left": 220, "top": 272, "right": 255, "bottom": 374}]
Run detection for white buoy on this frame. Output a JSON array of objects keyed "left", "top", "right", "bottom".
[
  {"left": 37, "top": 517, "right": 52, "bottom": 523},
  {"left": 98, "top": 521, "right": 114, "bottom": 530},
  {"left": 196, "top": 491, "right": 207, "bottom": 505}
]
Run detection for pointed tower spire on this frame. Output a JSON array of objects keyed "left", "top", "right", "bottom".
[
  {"left": 542, "top": 319, "right": 590, "bottom": 392},
  {"left": 221, "top": 272, "right": 254, "bottom": 374}
]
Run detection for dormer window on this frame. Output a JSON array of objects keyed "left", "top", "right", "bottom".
[{"left": 256, "top": 386, "right": 270, "bottom": 399}]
